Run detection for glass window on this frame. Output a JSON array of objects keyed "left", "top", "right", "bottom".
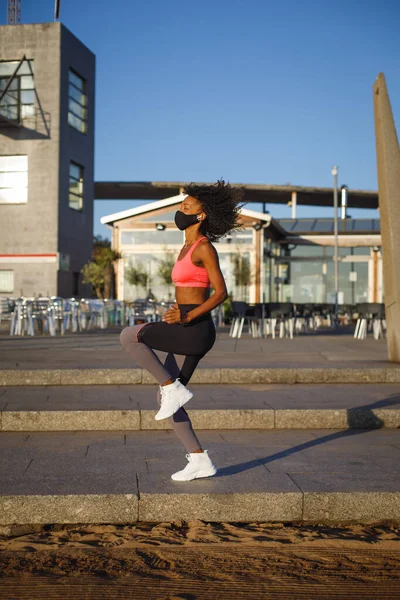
[
  {"left": 222, "top": 229, "right": 253, "bottom": 245},
  {"left": 292, "top": 220, "right": 317, "bottom": 232},
  {"left": 69, "top": 70, "right": 84, "bottom": 91},
  {"left": 0, "top": 60, "right": 34, "bottom": 77},
  {"left": 123, "top": 252, "right": 177, "bottom": 302},
  {"left": 313, "top": 220, "right": 334, "bottom": 233},
  {"left": 0, "top": 155, "right": 28, "bottom": 204},
  {"left": 69, "top": 162, "right": 84, "bottom": 211},
  {"left": 352, "top": 247, "right": 371, "bottom": 255},
  {"left": 0, "top": 270, "right": 14, "bottom": 293},
  {"left": 140, "top": 209, "right": 178, "bottom": 222},
  {"left": 0, "top": 59, "right": 35, "bottom": 124},
  {"left": 68, "top": 70, "right": 88, "bottom": 134},
  {"left": 121, "top": 230, "right": 184, "bottom": 245},
  {"left": 289, "top": 245, "right": 325, "bottom": 257}
]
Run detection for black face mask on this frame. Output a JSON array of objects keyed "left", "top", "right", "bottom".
[{"left": 174, "top": 210, "right": 202, "bottom": 231}]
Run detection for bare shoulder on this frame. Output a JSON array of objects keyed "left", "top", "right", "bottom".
[
  {"left": 197, "top": 237, "right": 217, "bottom": 257},
  {"left": 192, "top": 237, "right": 219, "bottom": 267}
]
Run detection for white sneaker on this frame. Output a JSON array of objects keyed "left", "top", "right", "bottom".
[
  {"left": 154, "top": 378, "right": 193, "bottom": 421},
  {"left": 171, "top": 449, "right": 217, "bottom": 481}
]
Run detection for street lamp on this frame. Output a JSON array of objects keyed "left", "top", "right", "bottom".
[{"left": 331, "top": 165, "right": 339, "bottom": 323}]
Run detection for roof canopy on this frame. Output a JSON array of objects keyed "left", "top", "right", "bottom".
[{"left": 95, "top": 181, "right": 378, "bottom": 209}]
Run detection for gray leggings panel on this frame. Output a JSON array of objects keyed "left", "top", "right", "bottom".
[
  {"left": 156, "top": 351, "right": 202, "bottom": 453},
  {"left": 120, "top": 324, "right": 172, "bottom": 386},
  {"left": 120, "top": 324, "right": 202, "bottom": 452}
]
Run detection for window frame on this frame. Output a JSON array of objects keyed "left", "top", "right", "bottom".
[
  {"left": 68, "top": 69, "right": 88, "bottom": 134},
  {"left": 0, "top": 59, "right": 35, "bottom": 123},
  {"left": 0, "top": 155, "right": 28, "bottom": 204},
  {"left": 0, "top": 270, "right": 14, "bottom": 293},
  {"left": 68, "top": 161, "right": 84, "bottom": 212}
]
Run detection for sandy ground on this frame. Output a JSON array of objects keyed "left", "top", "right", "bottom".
[{"left": 1, "top": 521, "right": 400, "bottom": 599}]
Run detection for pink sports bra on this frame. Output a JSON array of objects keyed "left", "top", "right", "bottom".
[{"left": 171, "top": 236, "right": 211, "bottom": 288}]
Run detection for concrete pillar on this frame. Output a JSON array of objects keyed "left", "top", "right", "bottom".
[{"left": 373, "top": 73, "right": 400, "bottom": 361}]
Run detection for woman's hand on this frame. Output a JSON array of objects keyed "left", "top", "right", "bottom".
[{"left": 162, "top": 303, "right": 182, "bottom": 324}]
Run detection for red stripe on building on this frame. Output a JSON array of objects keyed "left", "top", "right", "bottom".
[{"left": 0, "top": 254, "right": 58, "bottom": 257}]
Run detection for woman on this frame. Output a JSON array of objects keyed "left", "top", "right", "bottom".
[{"left": 120, "top": 179, "right": 245, "bottom": 481}]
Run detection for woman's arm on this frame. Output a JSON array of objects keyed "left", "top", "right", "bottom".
[{"left": 183, "top": 243, "right": 228, "bottom": 324}]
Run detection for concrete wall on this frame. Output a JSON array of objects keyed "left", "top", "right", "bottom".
[
  {"left": 0, "top": 23, "right": 61, "bottom": 296},
  {"left": 58, "top": 25, "right": 95, "bottom": 298},
  {"left": 0, "top": 22, "right": 95, "bottom": 298}
]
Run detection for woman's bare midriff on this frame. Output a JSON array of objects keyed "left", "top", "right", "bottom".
[{"left": 175, "top": 287, "right": 210, "bottom": 304}]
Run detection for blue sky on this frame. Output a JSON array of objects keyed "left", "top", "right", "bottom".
[{"left": 5, "top": 0, "right": 399, "bottom": 238}]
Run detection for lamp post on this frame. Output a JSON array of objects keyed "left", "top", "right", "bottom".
[{"left": 331, "top": 165, "right": 339, "bottom": 323}]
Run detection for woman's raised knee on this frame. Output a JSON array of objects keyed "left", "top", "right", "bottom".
[{"left": 120, "top": 324, "right": 143, "bottom": 347}]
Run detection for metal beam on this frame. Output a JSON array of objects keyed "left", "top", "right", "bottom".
[{"left": 94, "top": 181, "right": 378, "bottom": 209}]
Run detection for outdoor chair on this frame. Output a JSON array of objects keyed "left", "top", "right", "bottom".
[
  {"left": 10, "top": 298, "right": 37, "bottom": 336},
  {"left": 265, "top": 303, "right": 295, "bottom": 339},
  {"left": 354, "top": 303, "right": 386, "bottom": 340},
  {"left": 293, "top": 303, "right": 314, "bottom": 334},
  {"left": 229, "top": 301, "right": 260, "bottom": 338},
  {"left": 337, "top": 304, "right": 354, "bottom": 326},
  {"left": 0, "top": 298, "right": 14, "bottom": 327}
]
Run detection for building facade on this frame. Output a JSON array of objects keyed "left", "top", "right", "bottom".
[
  {"left": 0, "top": 23, "right": 95, "bottom": 298},
  {"left": 102, "top": 196, "right": 383, "bottom": 305}
]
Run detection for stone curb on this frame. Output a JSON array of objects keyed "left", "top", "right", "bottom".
[
  {"left": 0, "top": 491, "right": 399, "bottom": 528},
  {"left": 1, "top": 408, "right": 400, "bottom": 431},
  {"left": 1, "top": 367, "right": 400, "bottom": 386}
]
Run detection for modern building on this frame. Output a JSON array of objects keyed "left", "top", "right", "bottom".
[
  {"left": 0, "top": 22, "right": 95, "bottom": 298},
  {"left": 101, "top": 195, "right": 383, "bottom": 305}
]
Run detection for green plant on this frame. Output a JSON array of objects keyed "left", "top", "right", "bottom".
[
  {"left": 81, "top": 262, "right": 105, "bottom": 300},
  {"left": 223, "top": 293, "right": 234, "bottom": 323},
  {"left": 125, "top": 262, "right": 148, "bottom": 298},
  {"left": 232, "top": 250, "right": 251, "bottom": 301},
  {"left": 156, "top": 248, "right": 175, "bottom": 300},
  {"left": 81, "top": 236, "right": 121, "bottom": 299}
]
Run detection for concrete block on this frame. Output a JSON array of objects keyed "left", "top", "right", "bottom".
[
  {"left": 346, "top": 408, "right": 400, "bottom": 429},
  {"left": 386, "top": 369, "right": 400, "bottom": 383},
  {"left": 2, "top": 410, "right": 140, "bottom": 431},
  {"left": 191, "top": 409, "right": 274, "bottom": 430},
  {"left": 303, "top": 491, "right": 400, "bottom": 523},
  {"left": 275, "top": 409, "right": 348, "bottom": 429},
  {"left": 189, "top": 369, "right": 221, "bottom": 384},
  {"left": 139, "top": 491, "right": 302, "bottom": 522},
  {"left": 290, "top": 470, "right": 400, "bottom": 522},
  {"left": 0, "top": 370, "right": 61, "bottom": 386},
  {"left": 140, "top": 409, "right": 275, "bottom": 430},
  {"left": 295, "top": 369, "right": 387, "bottom": 384},
  {"left": 0, "top": 494, "right": 139, "bottom": 525},
  {"left": 220, "top": 368, "right": 297, "bottom": 384},
  {"left": 59, "top": 369, "right": 141, "bottom": 385}
]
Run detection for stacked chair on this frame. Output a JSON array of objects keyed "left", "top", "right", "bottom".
[
  {"left": 354, "top": 303, "right": 386, "bottom": 340},
  {"left": 229, "top": 302, "right": 296, "bottom": 339}
]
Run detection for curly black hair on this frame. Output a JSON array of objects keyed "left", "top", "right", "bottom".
[{"left": 183, "top": 179, "right": 247, "bottom": 242}]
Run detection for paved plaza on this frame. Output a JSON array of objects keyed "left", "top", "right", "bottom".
[
  {"left": 0, "top": 327, "right": 399, "bottom": 528},
  {"left": 0, "top": 327, "right": 393, "bottom": 370}
]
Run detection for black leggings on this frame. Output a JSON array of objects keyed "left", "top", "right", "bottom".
[
  {"left": 137, "top": 304, "right": 216, "bottom": 384},
  {"left": 120, "top": 304, "right": 216, "bottom": 452}
]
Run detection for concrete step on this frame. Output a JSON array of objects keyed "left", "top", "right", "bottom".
[
  {"left": 1, "top": 367, "right": 400, "bottom": 385},
  {"left": 1, "top": 384, "right": 400, "bottom": 431},
  {"left": 1, "top": 428, "right": 399, "bottom": 527}
]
